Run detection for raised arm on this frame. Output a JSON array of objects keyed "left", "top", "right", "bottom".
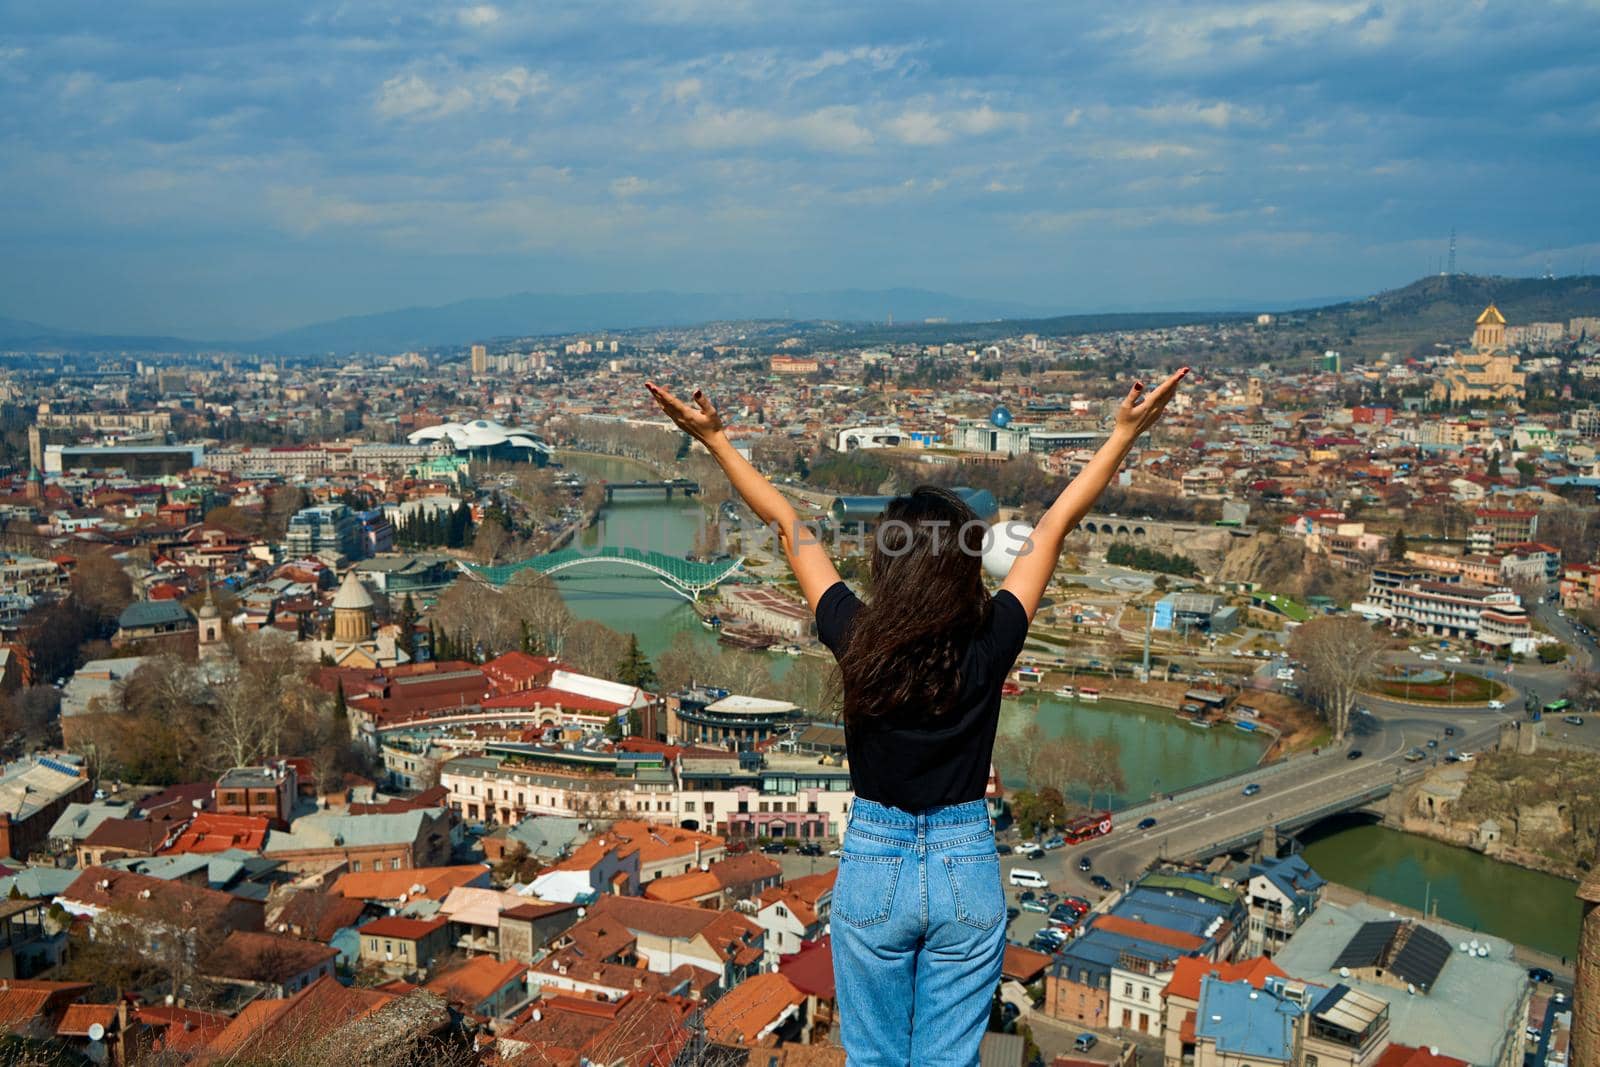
[
  {"left": 1001, "top": 367, "right": 1190, "bottom": 620},
  {"left": 646, "top": 382, "right": 842, "bottom": 611}
]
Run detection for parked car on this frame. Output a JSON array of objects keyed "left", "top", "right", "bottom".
[
  {"left": 1564, "top": 714, "right": 1585, "bottom": 726},
  {"left": 995, "top": 842, "right": 1014, "bottom": 855},
  {"left": 1020, "top": 898, "right": 1049, "bottom": 914},
  {"left": 1242, "top": 783, "right": 1261, "bottom": 797},
  {"left": 1023, "top": 847, "right": 1045, "bottom": 861},
  {"left": 1137, "top": 817, "right": 1158, "bottom": 830},
  {"left": 1444, "top": 726, "right": 1455, "bottom": 736},
  {"left": 760, "top": 841, "right": 788, "bottom": 854},
  {"left": 1528, "top": 966, "right": 1555, "bottom": 984},
  {"left": 1347, "top": 749, "right": 1364, "bottom": 760},
  {"left": 1078, "top": 856, "right": 1093, "bottom": 872},
  {"left": 1488, "top": 700, "right": 1505, "bottom": 710},
  {"left": 1426, "top": 738, "right": 1439, "bottom": 748},
  {"left": 1042, "top": 835, "right": 1065, "bottom": 850},
  {"left": 1006, "top": 906, "right": 1020, "bottom": 923},
  {"left": 1017, "top": 890, "right": 1035, "bottom": 903},
  {"left": 1445, "top": 656, "right": 1462, "bottom": 664},
  {"left": 1090, "top": 874, "right": 1114, "bottom": 891},
  {"left": 1074, "top": 1034, "right": 1098, "bottom": 1053},
  {"left": 1049, "top": 904, "right": 1078, "bottom": 923},
  {"left": 1017, "top": 840, "right": 1038, "bottom": 851},
  {"left": 797, "top": 842, "right": 823, "bottom": 857},
  {"left": 1063, "top": 896, "right": 1092, "bottom": 915}
]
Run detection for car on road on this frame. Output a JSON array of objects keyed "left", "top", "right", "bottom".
[
  {"left": 1242, "top": 783, "right": 1261, "bottom": 797},
  {"left": 1528, "top": 966, "right": 1555, "bottom": 984},
  {"left": 1017, "top": 840, "right": 1038, "bottom": 851},
  {"left": 1090, "top": 874, "right": 1114, "bottom": 891},
  {"left": 1136, "top": 817, "right": 1158, "bottom": 830},
  {"left": 1347, "top": 749, "right": 1364, "bottom": 760},
  {"left": 1444, "top": 726, "right": 1455, "bottom": 736},
  {"left": 1404, "top": 748, "right": 1426, "bottom": 762},
  {"left": 1023, "top": 847, "right": 1045, "bottom": 861},
  {"left": 1074, "top": 1034, "right": 1098, "bottom": 1053},
  {"left": 1419, "top": 653, "right": 1438, "bottom": 661},
  {"left": 1042, "top": 835, "right": 1065, "bottom": 850},
  {"left": 1445, "top": 656, "right": 1462, "bottom": 664},
  {"left": 1426, "top": 738, "right": 1438, "bottom": 748},
  {"left": 995, "top": 843, "right": 1013, "bottom": 855},
  {"left": 1565, "top": 714, "right": 1585, "bottom": 726},
  {"left": 1078, "top": 856, "right": 1093, "bottom": 872},
  {"left": 1020, "top": 899, "right": 1049, "bottom": 914},
  {"left": 1489, "top": 700, "right": 1506, "bottom": 710}
]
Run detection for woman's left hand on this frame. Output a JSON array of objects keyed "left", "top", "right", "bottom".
[
  {"left": 1113, "top": 366, "right": 1190, "bottom": 440},
  {"left": 646, "top": 382, "right": 725, "bottom": 444}
]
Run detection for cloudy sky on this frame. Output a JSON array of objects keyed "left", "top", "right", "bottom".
[{"left": 3, "top": 0, "right": 1598, "bottom": 338}]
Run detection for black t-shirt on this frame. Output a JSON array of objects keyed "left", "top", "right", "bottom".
[{"left": 814, "top": 580, "right": 1031, "bottom": 812}]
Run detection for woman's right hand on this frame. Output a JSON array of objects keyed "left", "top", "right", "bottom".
[{"left": 646, "top": 381, "right": 725, "bottom": 444}]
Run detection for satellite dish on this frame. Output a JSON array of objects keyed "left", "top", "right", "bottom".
[
  {"left": 983, "top": 522, "right": 1036, "bottom": 580},
  {"left": 87, "top": 1023, "right": 106, "bottom": 1042},
  {"left": 1339, "top": 967, "right": 1350, "bottom": 978}
]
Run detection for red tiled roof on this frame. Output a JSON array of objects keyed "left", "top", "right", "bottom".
[
  {"left": 424, "top": 955, "right": 528, "bottom": 1009},
  {"left": 1374, "top": 1044, "right": 1470, "bottom": 1067},
  {"left": 702, "top": 971, "right": 805, "bottom": 1045},
  {"left": 55, "top": 1002, "right": 117, "bottom": 1037},
  {"left": 1090, "top": 914, "right": 1206, "bottom": 953},
  {"left": 1002, "top": 945, "right": 1054, "bottom": 983},
  {"left": 777, "top": 936, "right": 835, "bottom": 999},
  {"left": 162, "top": 812, "right": 270, "bottom": 854},
  {"left": 359, "top": 915, "right": 448, "bottom": 940},
  {"left": 331, "top": 864, "right": 489, "bottom": 902},
  {"left": 1163, "top": 956, "right": 1287, "bottom": 1003}
]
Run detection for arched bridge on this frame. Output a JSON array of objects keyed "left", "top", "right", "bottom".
[{"left": 460, "top": 546, "right": 743, "bottom": 600}]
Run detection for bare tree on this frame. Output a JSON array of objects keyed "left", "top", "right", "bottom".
[
  {"left": 503, "top": 570, "right": 572, "bottom": 654},
  {"left": 1289, "top": 616, "right": 1385, "bottom": 742},
  {"left": 559, "top": 619, "right": 629, "bottom": 677}
]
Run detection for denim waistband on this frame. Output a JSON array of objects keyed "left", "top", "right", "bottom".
[{"left": 849, "top": 797, "right": 992, "bottom": 829}]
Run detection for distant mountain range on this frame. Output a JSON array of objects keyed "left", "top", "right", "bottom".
[
  {"left": 1, "top": 274, "right": 1596, "bottom": 356},
  {"left": 0, "top": 289, "right": 1054, "bottom": 356}
]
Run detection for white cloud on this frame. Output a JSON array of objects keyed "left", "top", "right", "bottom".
[
  {"left": 458, "top": 4, "right": 501, "bottom": 28},
  {"left": 375, "top": 64, "right": 548, "bottom": 121},
  {"left": 886, "top": 105, "right": 1026, "bottom": 145},
  {"left": 610, "top": 175, "right": 655, "bottom": 198},
  {"left": 685, "top": 105, "right": 873, "bottom": 151},
  {"left": 1135, "top": 100, "right": 1264, "bottom": 129}
]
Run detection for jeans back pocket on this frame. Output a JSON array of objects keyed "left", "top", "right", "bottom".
[
  {"left": 943, "top": 853, "right": 1004, "bottom": 930},
  {"left": 833, "top": 852, "right": 904, "bottom": 928}
]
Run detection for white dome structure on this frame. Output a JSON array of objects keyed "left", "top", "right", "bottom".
[{"left": 408, "top": 420, "right": 550, "bottom": 464}]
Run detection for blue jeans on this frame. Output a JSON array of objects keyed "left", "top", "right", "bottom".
[{"left": 830, "top": 798, "right": 1005, "bottom": 1067}]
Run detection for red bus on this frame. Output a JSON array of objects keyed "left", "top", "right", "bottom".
[{"left": 1062, "top": 810, "right": 1113, "bottom": 845}]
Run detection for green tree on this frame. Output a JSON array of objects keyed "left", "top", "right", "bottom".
[
  {"left": 615, "top": 634, "right": 658, "bottom": 690},
  {"left": 1389, "top": 528, "right": 1408, "bottom": 560}
]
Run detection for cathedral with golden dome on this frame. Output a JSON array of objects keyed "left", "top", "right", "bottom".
[{"left": 1430, "top": 303, "right": 1526, "bottom": 406}]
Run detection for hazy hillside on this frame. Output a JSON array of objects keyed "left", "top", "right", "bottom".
[{"left": 1290, "top": 273, "right": 1600, "bottom": 355}]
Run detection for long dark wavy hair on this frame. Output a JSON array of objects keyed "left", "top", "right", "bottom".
[{"left": 836, "top": 485, "right": 992, "bottom": 723}]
